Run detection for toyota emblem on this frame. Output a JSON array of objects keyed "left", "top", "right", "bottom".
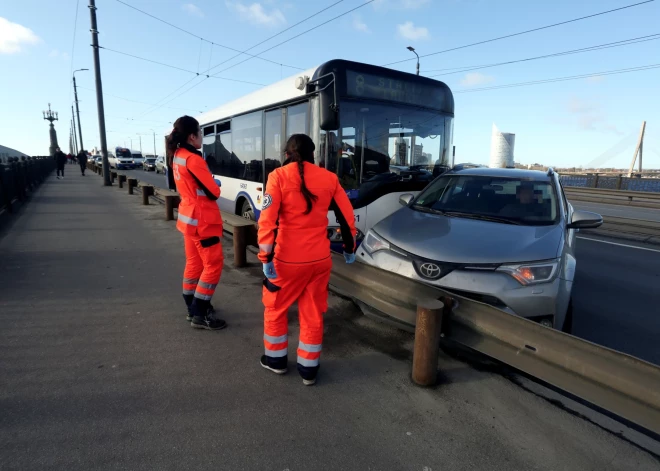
[{"left": 419, "top": 262, "right": 442, "bottom": 279}]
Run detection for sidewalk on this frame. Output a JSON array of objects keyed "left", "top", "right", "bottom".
[{"left": 0, "top": 173, "right": 657, "bottom": 471}]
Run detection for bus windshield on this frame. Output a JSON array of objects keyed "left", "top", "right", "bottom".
[
  {"left": 320, "top": 101, "right": 453, "bottom": 191},
  {"left": 116, "top": 148, "right": 132, "bottom": 158}
]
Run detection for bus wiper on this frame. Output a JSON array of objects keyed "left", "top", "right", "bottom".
[{"left": 442, "top": 211, "right": 523, "bottom": 225}]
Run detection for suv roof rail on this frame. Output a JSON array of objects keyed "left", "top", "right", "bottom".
[
  {"left": 547, "top": 167, "right": 555, "bottom": 176},
  {"left": 452, "top": 162, "right": 487, "bottom": 171}
]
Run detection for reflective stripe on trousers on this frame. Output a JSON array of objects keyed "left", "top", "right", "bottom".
[
  {"left": 264, "top": 333, "right": 288, "bottom": 357},
  {"left": 297, "top": 341, "right": 322, "bottom": 367}
]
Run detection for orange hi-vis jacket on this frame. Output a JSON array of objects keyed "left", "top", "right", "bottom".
[
  {"left": 173, "top": 144, "right": 223, "bottom": 239},
  {"left": 258, "top": 161, "right": 357, "bottom": 264}
]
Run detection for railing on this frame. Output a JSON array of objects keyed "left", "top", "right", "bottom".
[
  {"left": 0, "top": 156, "right": 55, "bottom": 217},
  {"left": 560, "top": 173, "right": 660, "bottom": 193},
  {"left": 564, "top": 186, "right": 660, "bottom": 210}
]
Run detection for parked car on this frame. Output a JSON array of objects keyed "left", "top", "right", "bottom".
[
  {"left": 356, "top": 167, "right": 603, "bottom": 333},
  {"left": 94, "top": 156, "right": 103, "bottom": 169},
  {"left": 155, "top": 156, "right": 167, "bottom": 174},
  {"left": 143, "top": 157, "right": 157, "bottom": 171}
]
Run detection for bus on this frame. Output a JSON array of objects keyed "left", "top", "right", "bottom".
[{"left": 194, "top": 59, "right": 455, "bottom": 246}]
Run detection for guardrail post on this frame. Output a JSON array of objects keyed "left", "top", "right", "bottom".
[
  {"left": 127, "top": 178, "right": 137, "bottom": 195},
  {"left": 592, "top": 173, "right": 599, "bottom": 188},
  {"left": 118, "top": 174, "right": 127, "bottom": 188},
  {"left": 412, "top": 299, "right": 445, "bottom": 386},
  {"left": 142, "top": 185, "right": 154, "bottom": 205},
  {"left": 110, "top": 171, "right": 117, "bottom": 184},
  {"left": 164, "top": 195, "right": 180, "bottom": 221},
  {"left": 616, "top": 174, "right": 623, "bottom": 190},
  {"left": 233, "top": 225, "right": 248, "bottom": 268}
]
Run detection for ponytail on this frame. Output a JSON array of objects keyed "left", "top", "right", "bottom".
[
  {"left": 285, "top": 134, "right": 317, "bottom": 215},
  {"left": 167, "top": 115, "right": 200, "bottom": 152}
]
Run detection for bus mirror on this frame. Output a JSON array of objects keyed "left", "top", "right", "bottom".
[{"left": 320, "top": 98, "right": 339, "bottom": 131}]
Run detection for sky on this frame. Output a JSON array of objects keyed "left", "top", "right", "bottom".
[{"left": 1, "top": 0, "right": 659, "bottom": 169}]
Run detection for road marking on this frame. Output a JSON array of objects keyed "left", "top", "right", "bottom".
[{"left": 577, "top": 236, "right": 660, "bottom": 253}]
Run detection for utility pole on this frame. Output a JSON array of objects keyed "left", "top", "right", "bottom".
[
  {"left": 71, "top": 106, "right": 79, "bottom": 155},
  {"left": 150, "top": 129, "right": 156, "bottom": 157},
  {"left": 43, "top": 103, "right": 59, "bottom": 157},
  {"left": 139, "top": 135, "right": 142, "bottom": 153},
  {"left": 88, "top": 0, "right": 111, "bottom": 186},
  {"left": 73, "top": 69, "right": 88, "bottom": 152},
  {"left": 627, "top": 121, "right": 647, "bottom": 177}
]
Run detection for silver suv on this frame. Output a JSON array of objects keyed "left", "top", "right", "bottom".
[{"left": 356, "top": 167, "right": 603, "bottom": 332}]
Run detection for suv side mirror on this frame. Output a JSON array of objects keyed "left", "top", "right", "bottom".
[
  {"left": 567, "top": 210, "right": 603, "bottom": 229},
  {"left": 399, "top": 193, "right": 414, "bottom": 206}
]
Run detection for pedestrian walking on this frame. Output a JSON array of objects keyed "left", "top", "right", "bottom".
[
  {"left": 78, "top": 150, "right": 88, "bottom": 176},
  {"left": 168, "top": 116, "right": 227, "bottom": 330},
  {"left": 54, "top": 148, "right": 66, "bottom": 179},
  {"left": 258, "top": 134, "right": 357, "bottom": 386}
]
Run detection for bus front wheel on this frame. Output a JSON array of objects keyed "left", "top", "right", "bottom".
[{"left": 240, "top": 199, "right": 255, "bottom": 221}]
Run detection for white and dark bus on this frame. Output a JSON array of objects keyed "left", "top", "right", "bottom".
[{"left": 192, "top": 59, "right": 455, "bottom": 247}]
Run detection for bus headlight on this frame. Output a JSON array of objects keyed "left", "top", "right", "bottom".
[{"left": 361, "top": 230, "right": 390, "bottom": 254}]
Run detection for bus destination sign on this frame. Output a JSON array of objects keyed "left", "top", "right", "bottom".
[{"left": 346, "top": 70, "right": 446, "bottom": 110}]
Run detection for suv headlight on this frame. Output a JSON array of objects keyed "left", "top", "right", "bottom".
[
  {"left": 361, "top": 230, "right": 390, "bottom": 254},
  {"left": 497, "top": 259, "right": 559, "bottom": 285}
]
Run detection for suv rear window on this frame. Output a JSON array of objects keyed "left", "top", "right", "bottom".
[{"left": 413, "top": 175, "right": 559, "bottom": 225}]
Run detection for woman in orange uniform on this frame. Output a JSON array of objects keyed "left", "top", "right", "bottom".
[
  {"left": 258, "top": 134, "right": 356, "bottom": 385},
  {"left": 167, "top": 116, "right": 227, "bottom": 330}
]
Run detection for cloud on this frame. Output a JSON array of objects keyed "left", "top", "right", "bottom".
[
  {"left": 182, "top": 3, "right": 204, "bottom": 18},
  {"left": 566, "top": 97, "right": 623, "bottom": 135},
  {"left": 374, "top": 0, "right": 431, "bottom": 10},
  {"left": 353, "top": 15, "right": 370, "bottom": 33},
  {"left": 0, "top": 17, "right": 40, "bottom": 54},
  {"left": 226, "top": 2, "right": 286, "bottom": 27},
  {"left": 397, "top": 21, "right": 429, "bottom": 41},
  {"left": 49, "top": 49, "right": 70, "bottom": 60},
  {"left": 459, "top": 72, "right": 494, "bottom": 87}
]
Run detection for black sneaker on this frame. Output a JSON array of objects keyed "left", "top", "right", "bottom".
[
  {"left": 187, "top": 304, "right": 213, "bottom": 322},
  {"left": 185, "top": 312, "right": 193, "bottom": 322},
  {"left": 302, "top": 377, "right": 317, "bottom": 386},
  {"left": 260, "top": 355, "right": 287, "bottom": 375},
  {"left": 191, "top": 314, "right": 227, "bottom": 330}
]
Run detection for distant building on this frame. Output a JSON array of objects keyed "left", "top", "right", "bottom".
[{"left": 394, "top": 137, "right": 409, "bottom": 166}]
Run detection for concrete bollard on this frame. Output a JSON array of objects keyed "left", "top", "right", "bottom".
[
  {"left": 164, "top": 194, "right": 180, "bottom": 221},
  {"left": 412, "top": 299, "right": 445, "bottom": 386},
  {"left": 118, "top": 174, "right": 127, "bottom": 188},
  {"left": 142, "top": 185, "right": 154, "bottom": 205},
  {"left": 127, "top": 178, "right": 137, "bottom": 195},
  {"left": 233, "top": 225, "right": 247, "bottom": 268},
  {"left": 110, "top": 171, "right": 117, "bottom": 184}
]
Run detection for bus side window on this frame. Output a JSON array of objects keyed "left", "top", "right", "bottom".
[
  {"left": 210, "top": 121, "right": 231, "bottom": 178},
  {"left": 286, "top": 102, "right": 308, "bottom": 138},
  {"left": 232, "top": 111, "right": 263, "bottom": 183},
  {"left": 265, "top": 109, "right": 283, "bottom": 184}
]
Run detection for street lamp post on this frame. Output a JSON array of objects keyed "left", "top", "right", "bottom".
[
  {"left": 150, "top": 129, "right": 157, "bottom": 157},
  {"left": 73, "top": 68, "right": 89, "bottom": 151},
  {"left": 407, "top": 46, "right": 420, "bottom": 76}
]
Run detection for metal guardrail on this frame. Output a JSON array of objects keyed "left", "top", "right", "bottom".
[
  {"left": 329, "top": 253, "right": 660, "bottom": 436},
  {"left": 561, "top": 174, "right": 660, "bottom": 193},
  {"left": 0, "top": 156, "right": 55, "bottom": 217},
  {"left": 565, "top": 186, "right": 660, "bottom": 210}
]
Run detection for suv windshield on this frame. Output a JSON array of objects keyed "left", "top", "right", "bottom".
[
  {"left": 413, "top": 175, "right": 559, "bottom": 226},
  {"left": 116, "top": 149, "right": 132, "bottom": 158},
  {"left": 320, "top": 101, "right": 453, "bottom": 190}
]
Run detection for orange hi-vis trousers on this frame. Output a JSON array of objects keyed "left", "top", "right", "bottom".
[
  {"left": 183, "top": 235, "right": 224, "bottom": 305},
  {"left": 263, "top": 257, "right": 333, "bottom": 373}
]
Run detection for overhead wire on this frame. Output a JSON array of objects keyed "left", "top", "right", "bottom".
[
  {"left": 113, "top": 0, "right": 303, "bottom": 71},
  {"left": 453, "top": 63, "right": 660, "bottom": 93},
  {"left": 383, "top": 0, "right": 656, "bottom": 67},
  {"left": 98, "top": 46, "right": 267, "bottom": 85},
  {"left": 423, "top": 33, "right": 660, "bottom": 77},
  {"left": 77, "top": 85, "right": 204, "bottom": 113},
  {"left": 135, "top": 0, "right": 375, "bottom": 119}
]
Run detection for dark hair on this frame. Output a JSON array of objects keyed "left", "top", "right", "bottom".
[
  {"left": 285, "top": 134, "right": 317, "bottom": 214},
  {"left": 166, "top": 115, "right": 199, "bottom": 152}
]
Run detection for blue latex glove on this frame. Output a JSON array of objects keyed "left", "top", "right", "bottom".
[
  {"left": 343, "top": 252, "right": 356, "bottom": 264},
  {"left": 263, "top": 262, "right": 277, "bottom": 279},
  {"left": 214, "top": 178, "right": 221, "bottom": 187}
]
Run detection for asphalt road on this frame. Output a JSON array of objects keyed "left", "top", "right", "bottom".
[
  {"left": 2, "top": 174, "right": 657, "bottom": 470},
  {"left": 121, "top": 168, "right": 167, "bottom": 188},
  {"left": 572, "top": 201, "right": 660, "bottom": 222},
  {"left": 573, "top": 236, "right": 660, "bottom": 365}
]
